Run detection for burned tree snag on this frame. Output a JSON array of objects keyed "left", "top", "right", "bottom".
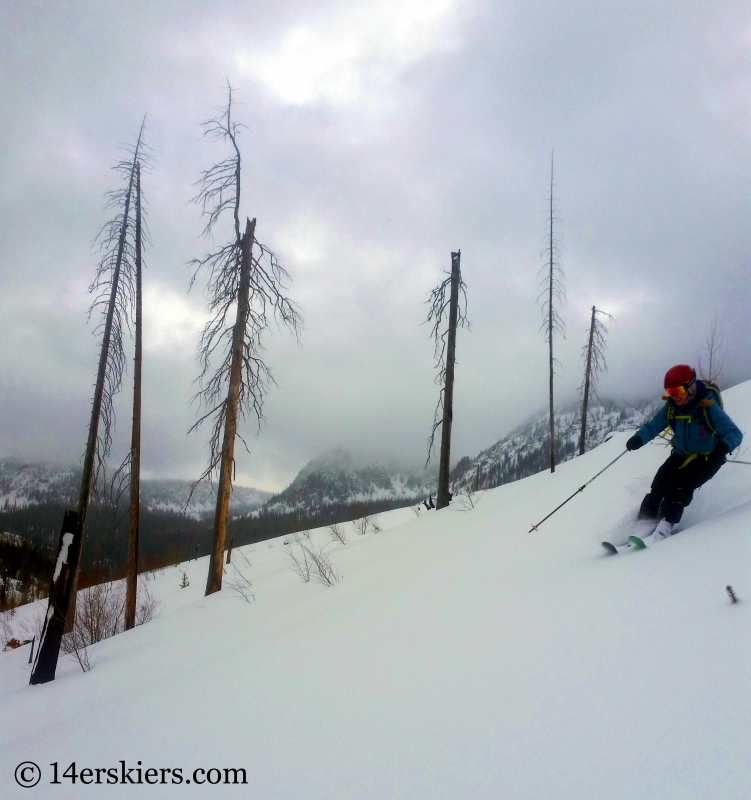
[
  {"left": 437, "top": 252, "right": 461, "bottom": 509},
  {"left": 579, "top": 306, "right": 596, "bottom": 456},
  {"left": 30, "top": 124, "right": 147, "bottom": 684},
  {"left": 425, "top": 250, "right": 468, "bottom": 511},
  {"left": 206, "top": 218, "right": 256, "bottom": 595},
  {"left": 125, "top": 163, "right": 143, "bottom": 631},
  {"left": 538, "top": 150, "right": 565, "bottom": 473},
  {"left": 31, "top": 187, "right": 129, "bottom": 681},
  {"left": 189, "top": 86, "right": 301, "bottom": 597}
]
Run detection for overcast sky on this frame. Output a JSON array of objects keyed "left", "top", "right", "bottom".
[{"left": 1, "top": 0, "right": 750, "bottom": 491}]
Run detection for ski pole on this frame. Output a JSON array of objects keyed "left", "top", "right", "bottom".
[
  {"left": 726, "top": 460, "right": 751, "bottom": 466},
  {"left": 528, "top": 450, "right": 628, "bottom": 533}
]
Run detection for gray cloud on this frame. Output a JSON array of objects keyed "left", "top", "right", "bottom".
[{"left": 2, "top": 0, "right": 750, "bottom": 490}]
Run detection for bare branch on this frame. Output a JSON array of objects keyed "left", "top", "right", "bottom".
[{"left": 697, "top": 313, "right": 727, "bottom": 386}]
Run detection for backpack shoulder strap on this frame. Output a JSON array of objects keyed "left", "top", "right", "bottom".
[
  {"left": 699, "top": 380, "right": 723, "bottom": 408},
  {"left": 666, "top": 401, "right": 678, "bottom": 428},
  {"left": 697, "top": 381, "right": 723, "bottom": 435}
]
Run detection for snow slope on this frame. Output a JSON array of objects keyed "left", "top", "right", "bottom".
[{"left": 1, "top": 382, "right": 750, "bottom": 799}]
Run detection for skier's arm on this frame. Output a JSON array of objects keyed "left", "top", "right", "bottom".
[
  {"left": 706, "top": 403, "right": 743, "bottom": 452},
  {"left": 634, "top": 405, "right": 670, "bottom": 446}
]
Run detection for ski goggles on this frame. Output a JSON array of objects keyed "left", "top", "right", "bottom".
[{"left": 665, "top": 385, "right": 689, "bottom": 400}]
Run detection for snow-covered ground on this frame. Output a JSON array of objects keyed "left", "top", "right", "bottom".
[{"left": 2, "top": 382, "right": 750, "bottom": 799}]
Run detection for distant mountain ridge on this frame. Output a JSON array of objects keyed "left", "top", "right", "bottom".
[
  {"left": 263, "top": 400, "right": 659, "bottom": 514},
  {"left": 450, "top": 398, "right": 658, "bottom": 493},
  {"left": 262, "top": 448, "right": 438, "bottom": 514},
  {"left": 0, "top": 459, "right": 271, "bottom": 518},
  {"left": 0, "top": 398, "right": 658, "bottom": 524}
]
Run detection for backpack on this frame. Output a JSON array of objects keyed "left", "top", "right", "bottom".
[{"left": 666, "top": 380, "right": 723, "bottom": 437}]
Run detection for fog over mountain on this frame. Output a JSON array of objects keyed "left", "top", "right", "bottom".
[{"left": 1, "top": 396, "right": 659, "bottom": 526}]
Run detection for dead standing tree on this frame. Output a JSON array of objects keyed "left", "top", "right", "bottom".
[
  {"left": 124, "top": 162, "right": 147, "bottom": 630},
  {"left": 31, "top": 121, "right": 148, "bottom": 684},
  {"left": 425, "top": 251, "right": 469, "bottom": 510},
  {"left": 578, "top": 305, "right": 612, "bottom": 455},
  {"left": 190, "top": 87, "right": 302, "bottom": 596},
  {"left": 538, "top": 150, "right": 565, "bottom": 473}
]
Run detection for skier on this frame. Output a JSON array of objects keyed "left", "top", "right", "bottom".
[{"left": 626, "top": 365, "right": 743, "bottom": 540}]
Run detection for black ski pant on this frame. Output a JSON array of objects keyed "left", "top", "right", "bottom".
[{"left": 638, "top": 451, "right": 725, "bottom": 524}]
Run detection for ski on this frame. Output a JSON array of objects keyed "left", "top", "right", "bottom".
[
  {"left": 602, "top": 541, "right": 619, "bottom": 555},
  {"left": 628, "top": 534, "right": 650, "bottom": 549}
]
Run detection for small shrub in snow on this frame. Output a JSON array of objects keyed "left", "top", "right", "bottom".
[
  {"left": 19, "top": 609, "right": 45, "bottom": 646},
  {"left": 306, "top": 543, "right": 339, "bottom": 587},
  {"left": 65, "top": 625, "right": 93, "bottom": 673},
  {"left": 226, "top": 551, "right": 255, "bottom": 604},
  {"left": 354, "top": 515, "right": 371, "bottom": 536},
  {"left": 457, "top": 487, "right": 480, "bottom": 511},
  {"left": 55, "top": 582, "right": 124, "bottom": 672},
  {"left": 726, "top": 585, "right": 738, "bottom": 603},
  {"left": 0, "top": 610, "right": 14, "bottom": 647},
  {"left": 69, "top": 582, "right": 125, "bottom": 646},
  {"left": 136, "top": 578, "right": 161, "bottom": 625},
  {"left": 286, "top": 536, "right": 312, "bottom": 583},
  {"left": 354, "top": 514, "right": 381, "bottom": 535},
  {"left": 19, "top": 577, "right": 160, "bottom": 674},
  {"left": 180, "top": 572, "right": 190, "bottom": 589},
  {"left": 328, "top": 523, "right": 346, "bottom": 545},
  {"left": 286, "top": 535, "right": 339, "bottom": 586}
]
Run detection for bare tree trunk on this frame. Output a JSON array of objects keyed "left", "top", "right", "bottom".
[
  {"left": 125, "top": 164, "right": 143, "bottom": 631},
  {"left": 31, "top": 174, "right": 134, "bottom": 684},
  {"left": 436, "top": 251, "right": 461, "bottom": 510},
  {"left": 205, "top": 217, "right": 256, "bottom": 595},
  {"left": 29, "top": 511, "right": 80, "bottom": 684},
  {"left": 579, "top": 305, "right": 596, "bottom": 455},
  {"left": 548, "top": 157, "right": 556, "bottom": 474},
  {"left": 226, "top": 537, "right": 234, "bottom": 565}
]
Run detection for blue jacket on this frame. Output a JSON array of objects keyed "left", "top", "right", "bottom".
[{"left": 635, "top": 381, "right": 743, "bottom": 456}]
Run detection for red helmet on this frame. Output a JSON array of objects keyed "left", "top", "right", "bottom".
[{"left": 664, "top": 364, "right": 696, "bottom": 389}]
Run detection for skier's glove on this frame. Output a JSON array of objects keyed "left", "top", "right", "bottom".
[
  {"left": 626, "top": 435, "right": 643, "bottom": 451},
  {"left": 711, "top": 440, "right": 731, "bottom": 462}
]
